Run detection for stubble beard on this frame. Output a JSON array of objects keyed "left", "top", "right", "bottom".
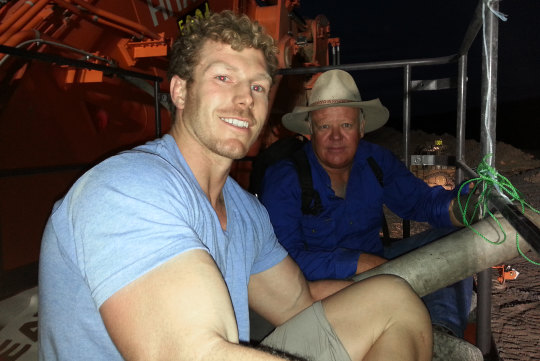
[{"left": 183, "top": 89, "right": 259, "bottom": 160}]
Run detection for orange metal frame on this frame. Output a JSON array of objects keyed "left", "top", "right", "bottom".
[{"left": 0, "top": 0, "right": 335, "bottom": 276}]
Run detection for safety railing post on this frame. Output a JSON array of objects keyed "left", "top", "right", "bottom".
[
  {"left": 456, "top": 54, "right": 468, "bottom": 184},
  {"left": 476, "top": 0, "right": 500, "bottom": 356},
  {"left": 402, "top": 64, "right": 412, "bottom": 238}
]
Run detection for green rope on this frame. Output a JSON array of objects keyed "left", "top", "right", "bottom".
[{"left": 456, "top": 154, "right": 540, "bottom": 266}]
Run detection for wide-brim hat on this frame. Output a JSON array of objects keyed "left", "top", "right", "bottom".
[{"left": 282, "top": 69, "right": 389, "bottom": 134}]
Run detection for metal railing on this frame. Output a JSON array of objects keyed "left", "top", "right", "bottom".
[{"left": 278, "top": 0, "right": 540, "bottom": 358}]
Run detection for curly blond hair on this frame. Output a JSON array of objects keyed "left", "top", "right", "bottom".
[{"left": 168, "top": 10, "right": 278, "bottom": 83}]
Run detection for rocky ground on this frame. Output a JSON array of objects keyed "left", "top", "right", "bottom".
[
  {"left": 366, "top": 127, "right": 540, "bottom": 361},
  {"left": 490, "top": 168, "right": 540, "bottom": 361}
]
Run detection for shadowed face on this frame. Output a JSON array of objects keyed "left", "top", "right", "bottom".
[{"left": 310, "top": 106, "right": 365, "bottom": 171}]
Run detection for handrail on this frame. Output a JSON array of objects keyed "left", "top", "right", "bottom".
[
  {"left": 0, "top": 44, "right": 161, "bottom": 81},
  {"left": 459, "top": 0, "right": 484, "bottom": 56},
  {"left": 277, "top": 54, "right": 458, "bottom": 75}
]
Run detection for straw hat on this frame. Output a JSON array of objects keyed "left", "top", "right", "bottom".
[{"left": 282, "top": 70, "right": 389, "bottom": 134}]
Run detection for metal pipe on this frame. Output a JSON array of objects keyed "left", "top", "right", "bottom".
[
  {"left": 459, "top": 0, "right": 483, "bottom": 56},
  {"left": 403, "top": 64, "right": 411, "bottom": 168},
  {"left": 402, "top": 64, "right": 412, "bottom": 239},
  {"left": 0, "top": 44, "right": 162, "bottom": 82},
  {"left": 0, "top": 0, "right": 36, "bottom": 35},
  {"left": 476, "top": 0, "right": 501, "bottom": 354},
  {"left": 456, "top": 55, "right": 468, "bottom": 184},
  {"left": 351, "top": 209, "right": 539, "bottom": 296},
  {"left": 53, "top": 0, "right": 150, "bottom": 41},
  {"left": 67, "top": 0, "right": 162, "bottom": 40},
  {"left": 0, "top": 32, "right": 113, "bottom": 66},
  {"left": 0, "top": 0, "right": 49, "bottom": 44},
  {"left": 277, "top": 55, "right": 458, "bottom": 76},
  {"left": 456, "top": 159, "right": 540, "bottom": 255}
]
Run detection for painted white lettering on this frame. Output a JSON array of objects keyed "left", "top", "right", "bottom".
[
  {"left": 164, "top": 0, "right": 173, "bottom": 16},
  {"left": 147, "top": 0, "right": 169, "bottom": 27}
]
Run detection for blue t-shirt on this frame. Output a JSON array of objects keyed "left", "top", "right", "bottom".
[
  {"left": 38, "top": 134, "right": 288, "bottom": 360},
  {"left": 260, "top": 140, "right": 456, "bottom": 281}
]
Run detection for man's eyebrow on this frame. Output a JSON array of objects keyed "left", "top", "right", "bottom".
[
  {"left": 203, "top": 61, "right": 271, "bottom": 83},
  {"left": 202, "top": 60, "right": 231, "bottom": 73},
  {"left": 255, "top": 72, "right": 273, "bottom": 84}
]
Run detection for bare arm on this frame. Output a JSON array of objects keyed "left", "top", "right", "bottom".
[
  {"left": 100, "top": 250, "right": 293, "bottom": 360},
  {"left": 248, "top": 256, "right": 313, "bottom": 326},
  {"left": 248, "top": 257, "right": 432, "bottom": 361},
  {"left": 307, "top": 279, "right": 352, "bottom": 301},
  {"left": 248, "top": 255, "right": 355, "bottom": 324}
]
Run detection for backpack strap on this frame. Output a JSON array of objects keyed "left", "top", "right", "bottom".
[
  {"left": 249, "top": 136, "right": 306, "bottom": 196},
  {"left": 366, "top": 156, "right": 392, "bottom": 247},
  {"left": 290, "top": 149, "right": 323, "bottom": 216}
]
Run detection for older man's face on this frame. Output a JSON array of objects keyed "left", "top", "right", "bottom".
[{"left": 310, "top": 106, "right": 364, "bottom": 172}]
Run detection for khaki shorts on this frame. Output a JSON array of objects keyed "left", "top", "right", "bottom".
[{"left": 260, "top": 301, "right": 351, "bottom": 361}]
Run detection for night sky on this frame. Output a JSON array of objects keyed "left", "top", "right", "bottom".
[{"left": 295, "top": 0, "right": 540, "bottom": 151}]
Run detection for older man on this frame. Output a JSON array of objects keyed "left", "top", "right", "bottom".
[{"left": 260, "top": 69, "right": 474, "bottom": 339}]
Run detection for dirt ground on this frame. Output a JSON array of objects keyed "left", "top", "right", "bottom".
[
  {"left": 490, "top": 167, "right": 540, "bottom": 361},
  {"left": 365, "top": 127, "right": 540, "bottom": 361}
]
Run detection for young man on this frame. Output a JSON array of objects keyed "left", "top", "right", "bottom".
[
  {"left": 38, "top": 12, "right": 432, "bottom": 360},
  {"left": 260, "top": 69, "right": 474, "bottom": 339}
]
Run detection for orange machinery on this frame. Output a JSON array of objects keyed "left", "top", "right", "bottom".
[{"left": 0, "top": 0, "right": 336, "bottom": 287}]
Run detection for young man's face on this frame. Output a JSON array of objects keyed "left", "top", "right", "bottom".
[
  {"left": 310, "top": 106, "right": 364, "bottom": 171},
  {"left": 176, "top": 40, "right": 272, "bottom": 160}
]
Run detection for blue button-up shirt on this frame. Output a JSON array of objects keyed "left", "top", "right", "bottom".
[{"left": 260, "top": 140, "right": 456, "bottom": 281}]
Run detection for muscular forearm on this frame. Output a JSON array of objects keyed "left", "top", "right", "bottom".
[
  {"left": 308, "top": 279, "right": 352, "bottom": 301},
  {"left": 284, "top": 247, "right": 360, "bottom": 280}
]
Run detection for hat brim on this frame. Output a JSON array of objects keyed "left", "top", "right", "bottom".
[{"left": 282, "top": 98, "right": 389, "bottom": 135}]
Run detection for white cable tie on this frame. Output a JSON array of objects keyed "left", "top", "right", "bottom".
[{"left": 487, "top": 0, "right": 508, "bottom": 21}]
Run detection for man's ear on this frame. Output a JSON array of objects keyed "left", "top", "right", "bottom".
[
  {"left": 170, "top": 75, "right": 187, "bottom": 109},
  {"left": 359, "top": 116, "right": 366, "bottom": 138}
]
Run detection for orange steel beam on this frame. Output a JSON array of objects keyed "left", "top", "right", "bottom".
[
  {"left": 0, "top": 0, "right": 50, "bottom": 44},
  {"left": 54, "top": 0, "right": 153, "bottom": 41},
  {"left": 67, "top": 0, "right": 162, "bottom": 40},
  {"left": 0, "top": 0, "right": 40, "bottom": 36},
  {"left": 1, "top": 29, "right": 41, "bottom": 49}
]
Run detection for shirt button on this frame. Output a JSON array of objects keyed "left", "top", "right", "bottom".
[{"left": 312, "top": 229, "right": 316, "bottom": 233}]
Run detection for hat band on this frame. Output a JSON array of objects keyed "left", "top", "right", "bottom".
[{"left": 310, "top": 99, "right": 357, "bottom": 106}]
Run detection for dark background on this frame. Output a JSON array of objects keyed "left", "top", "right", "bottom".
[{"left": 296, "top": 0, "right": 540, "bottom": 153}]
